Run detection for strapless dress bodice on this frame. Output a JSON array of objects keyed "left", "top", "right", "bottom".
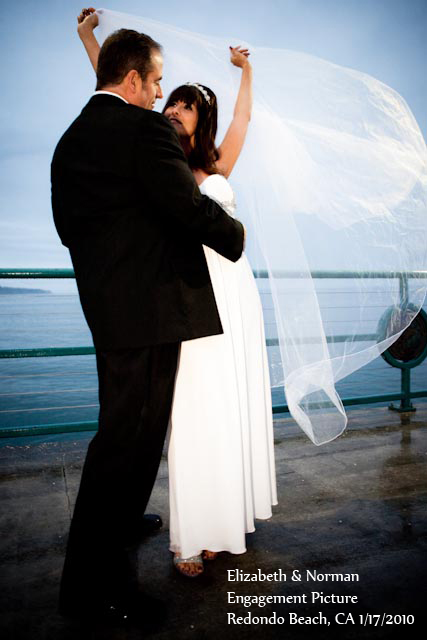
[{"left": 198, "top": 174, "right": 236, "bottom": 217}]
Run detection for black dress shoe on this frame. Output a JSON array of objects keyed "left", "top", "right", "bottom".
[
  {"left": 123, "top": 514, "right": 163, "bottom": 550},
  {"left": 122, "top": 514, "right": 163, "bottom": 549},
  {"left": 139, "top": 513, "right": 163, "bottom": 536}
]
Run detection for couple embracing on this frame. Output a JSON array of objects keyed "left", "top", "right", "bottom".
[{"left": 52, "top": 8, "right": 276, "bottom": 625}]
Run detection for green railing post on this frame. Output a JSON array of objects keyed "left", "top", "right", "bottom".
[
  {"left": 389, "top": 272, "right": 416, "bottom": 413},
  {"left": 389, "top": 368, "right": 415, "bottom": 413},
  {"left": 401, "top": 272, "right": 412, "bottom": 410},
  {"left": 400, "top": 368, "right": 415, "bottom": 412}
]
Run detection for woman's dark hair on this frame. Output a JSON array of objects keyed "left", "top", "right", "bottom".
[
  {"left": 96, "top": 29, "right": 162, "bottom": 90},
  {"left": 163, "top": 84, "right": 219, "bottom": 174}
]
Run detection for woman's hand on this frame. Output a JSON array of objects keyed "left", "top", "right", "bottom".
[
  {"left": 217, "top": 45, "right": 253, "bottom": 177},
  {"left": 76, "top": 8, "right": 100, "bottom": 71},
  {"left": 229, "top": 45, "right": 250, "bottom": 69},
  {"left": 77, "top": 7, "right": 98, "bottom": 37}
]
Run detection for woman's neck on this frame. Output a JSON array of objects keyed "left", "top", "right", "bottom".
[
  {"left": 178, "top": 134, "right": 210, "bottom": 185},
  {"left": 179, "top": 134, "right": 194, "bottom": 159}
]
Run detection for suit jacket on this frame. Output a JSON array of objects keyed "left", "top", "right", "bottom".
[{"left": 51, "top": 94, "right": 244, "bottom": 349}]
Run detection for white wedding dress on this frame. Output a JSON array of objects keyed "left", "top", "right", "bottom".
[{"left": 168, "top": 174, "right": 278, "bottom": 559}]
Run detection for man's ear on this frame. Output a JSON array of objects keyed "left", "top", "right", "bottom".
[{"left": 125, "top": 69, "right": 141, "bottom": 95}]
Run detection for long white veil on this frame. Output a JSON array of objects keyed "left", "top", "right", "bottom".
[{"left": 97, "top": 8, "right": 427, "bottom": 445}]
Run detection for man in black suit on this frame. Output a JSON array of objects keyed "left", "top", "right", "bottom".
[{"left": 51, "top": 28, "right": 244, "bottom": 623}]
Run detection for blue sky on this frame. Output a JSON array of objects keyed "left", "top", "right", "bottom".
[{"left": 1, "top": 0, "right": 426, "bottom": 279}]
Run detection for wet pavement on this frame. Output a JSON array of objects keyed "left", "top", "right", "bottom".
[{"left": 1, "top": 404, "right": 426, "bottom": 639}]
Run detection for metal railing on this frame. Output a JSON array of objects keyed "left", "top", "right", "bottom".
[{"left": 1, "top": 268, "right": 426, "bottom": 438}]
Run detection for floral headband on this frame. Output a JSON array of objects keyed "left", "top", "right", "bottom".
[{"left": 185, "top": 83, "right": 211, "bottom": 104}]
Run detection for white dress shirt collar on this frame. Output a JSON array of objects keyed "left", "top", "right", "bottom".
[{"left": 93, "top": 90, "right": 129, "bottom": 104}]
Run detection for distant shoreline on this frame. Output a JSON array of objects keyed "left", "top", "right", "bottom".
[{"left": 0, "top": 286, "right": 51, "bottom": 295}]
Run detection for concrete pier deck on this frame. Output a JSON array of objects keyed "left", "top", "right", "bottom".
[{"left": 1, "top": 404, "right": 426, "bottom": 639}]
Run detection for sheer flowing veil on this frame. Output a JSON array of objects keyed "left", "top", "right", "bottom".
[{"left": 97, "top": 8, "right": 427, "bottom": 445}]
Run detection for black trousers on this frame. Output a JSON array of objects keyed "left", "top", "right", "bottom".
[{"left": 59, "top": 342, "right": 179, "bottom": 608}]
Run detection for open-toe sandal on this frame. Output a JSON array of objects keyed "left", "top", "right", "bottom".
[{"left": 173, "top": 553, "right": 204, "bottom": 578}]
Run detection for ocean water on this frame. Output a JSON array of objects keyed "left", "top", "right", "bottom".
[{"left": 0, "top": 287, "right": 426, "bottom": 444}]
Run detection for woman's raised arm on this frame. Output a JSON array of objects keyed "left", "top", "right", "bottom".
[
  {"left": 77, "top": 8, "right": 101, "bottom": 72},
  {"left": 217, "top": 46, "right": 253, "bottom": 178}
]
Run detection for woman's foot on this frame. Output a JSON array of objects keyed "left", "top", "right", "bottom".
[
  {"left": 173, "top": 553, "right": 204, "bottom": 578},
  {"left": 202, "top": 550, "right": 218, "bottom": 561}
]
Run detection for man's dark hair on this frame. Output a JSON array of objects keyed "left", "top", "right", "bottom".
[{"left": 96, "top": 29, "right": 162, "bottom": 90}]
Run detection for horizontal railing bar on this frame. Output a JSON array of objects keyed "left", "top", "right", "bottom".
[
  {"left": 272, "top": 391, "right": 427, "bottom": 414},
  {"left": 0, "top": 421, "right": 98, "bottom": 439},
  {"left": 0, "top": 269, "right": 75, "bottom": 279},
  {"left": 266, "top": 334, "right": 376, "bottom": 347},
  {"left": 0, "top": 347, "right": 96, "bottom": 359},
  {"left": 404, "top": 391, "right": 427, "bottom": 399},
  {"left": 253, "top": 270, "right": 427, "bottom": 279},
  {"left": 1, "top": 268, "right": 427, "bottom": 280},
  {"left": 3, "top": 391, "right": 427, "bottom": 438},
  {"left": 0, "top": 333, "right": 379, "bottom": 358}
]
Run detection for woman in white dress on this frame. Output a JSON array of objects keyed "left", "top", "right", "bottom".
[{"left": 77, "top": 9, "right": 277, "bottom": 578}]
